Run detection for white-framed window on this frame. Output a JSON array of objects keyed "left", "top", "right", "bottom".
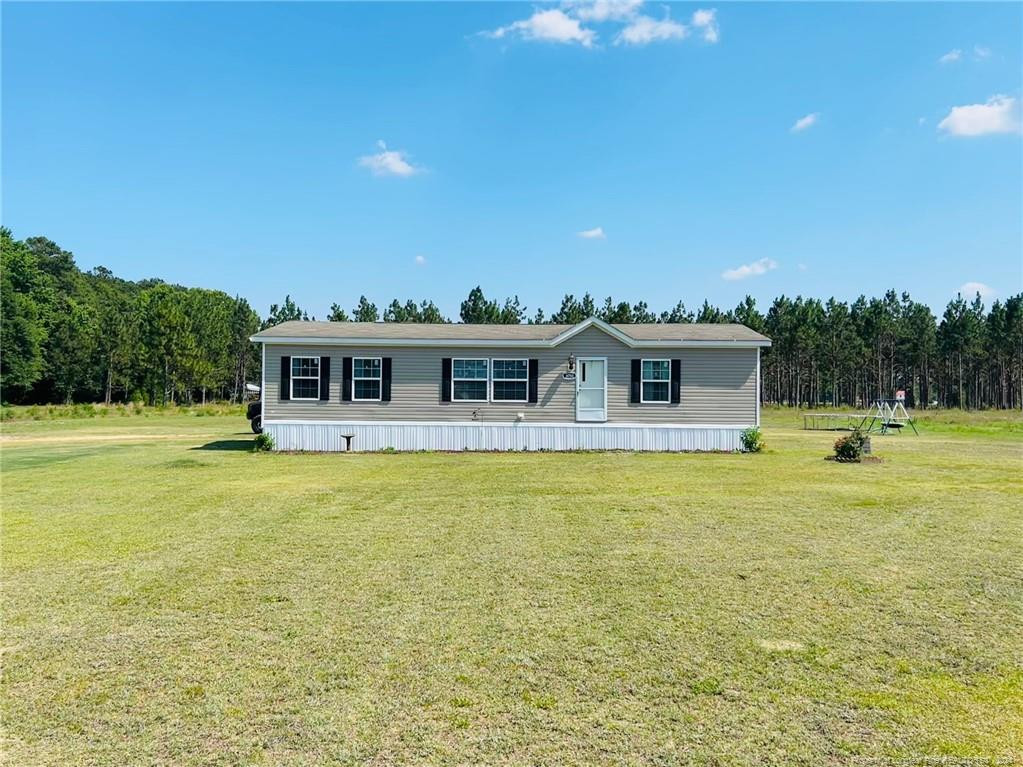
[
  {"left": 291, "top": 356, "right": 320, "bottom": 400},
  {"left": 491, "top": 359, "right": 529, "bottom": 402},
  {"left": 641, "top": 359, "right": 670, "bottom": 403},
  {"left": 353, "top": 357, "right": 382, "bottom": 401},
  {"left": 452, "top": 358, "right": 488, "bottom": 401}
]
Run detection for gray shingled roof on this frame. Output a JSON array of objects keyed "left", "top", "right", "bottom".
[
  {"left": 254, "top": 321, "right": 572, "bottom": 341},
  {"left": 611, "top": 323, "right": 768, "bottom": 342},
  {"left": 252, "top": 319, "right": 770, "bottom": 345}
]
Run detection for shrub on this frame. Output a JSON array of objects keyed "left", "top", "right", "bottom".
[
  {"left": 74, "top": 403, "right": 97, "bottom": 418},
  {"left": 739, "top": 426, "right": 764, "bottom": 453},
  {"left": 833, "top": 429, "right": 867, "bottom": 462},
  {"left": 253, "top": 432, "right": 275, "bottom": 452}
]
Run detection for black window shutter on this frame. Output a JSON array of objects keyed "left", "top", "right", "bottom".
[
  {"left": 319, "top": 356, "right": 330, "bottom": 401},
  {"left": 341, "top": 357, "right": 353, "bottom": 402},
  {"left": 441, "top": 358, "right": 452, "bottom": 402},
  {"left": 381, "top": 358, "right": 392, "bottom": 402},
  {"left": 528, "top": 359, "right": 539, "bottom": 403},
  {"left": 280, "top": 356, "right": 291, "bottom": 401},
  {"left": 630, "top": 359, "right": 641, "bottom": 404},
  {"left": 670, "top": 359, "right": 681, "bottom": 404}
]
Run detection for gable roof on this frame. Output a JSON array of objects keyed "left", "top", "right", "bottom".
[{"left": 251, "top": 317, "right": 771, "bottom": 347}]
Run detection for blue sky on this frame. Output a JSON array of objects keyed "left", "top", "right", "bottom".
[{"left": 3, "top": 2, "right": 1021, "bottom": 320}]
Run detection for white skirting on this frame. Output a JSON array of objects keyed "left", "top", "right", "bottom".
[{"left": 264, "top": 421, "right": 746, "bottom": 452}]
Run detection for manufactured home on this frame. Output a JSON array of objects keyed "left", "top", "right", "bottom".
[{"left": 250, "top": 318, "right": 771, "bottom": 452}]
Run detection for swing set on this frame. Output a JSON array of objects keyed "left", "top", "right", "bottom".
[{"left": 802, "top": 398, "right": 918, "bottom": 435}]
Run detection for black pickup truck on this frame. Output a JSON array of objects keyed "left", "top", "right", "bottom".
[{"left": 246, "top": 401, "right": 262, "bottom": 433}]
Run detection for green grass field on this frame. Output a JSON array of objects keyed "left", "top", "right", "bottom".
[{"left": 2, "top": 409, "right": 1021, "bottom": 766}]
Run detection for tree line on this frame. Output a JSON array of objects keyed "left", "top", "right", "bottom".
[
  {"left": 3, "top": 230, "right": 1021, "bottom": 409},
  {"left": 1, "top": 229, "right": 260, "bottom": 405}
]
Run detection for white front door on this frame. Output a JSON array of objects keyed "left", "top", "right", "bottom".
[{"left": 576, "top": 357, "right": 607, "bottom": 422}]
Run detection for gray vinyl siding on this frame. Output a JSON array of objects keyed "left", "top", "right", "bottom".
[{"left": 263, "top": 326, "right": 757, "bottom": 425}]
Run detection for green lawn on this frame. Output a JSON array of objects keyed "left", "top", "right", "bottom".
[{"left": 2, "top": 410, "right": 1021, "bottom": 766}]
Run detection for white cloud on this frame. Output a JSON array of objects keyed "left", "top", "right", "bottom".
[
  {"left": 616, "top": 14, "right": 687, "bottom": 45},
  {"left": 940, "top": 45, "right": 993, "bottom": 64},
  {"left": 938, "top": 95, "right": 1020, "bottom": 137},
  {"left": 358, "top": 140, "right": 421, "bottom": 177},
  {"left": 414, "top": 255, "right": 426, "bottom": 265},
  {"left": 578, "top": 226, "right": 606, "bottom": 239},
  {"left": 483, "top": 2, "right": 718, "bottom": 49},
  {"left": 790, "top": 113, "right": 820, "bottom": 133},
  {"left": 487, "top": 9, "right": 597, "bottom": 47},
  {"left": 570, "top": 0, "right": 642, "bottom": 22},
  {"left": 722, "top": 257, "right": 778, "bottom": 281},
  {"left": 960, "top": 281, "right": 995, "bottom": 300},
  {"left": 691, "top": 9, "right": 719, "bottom": 43}
]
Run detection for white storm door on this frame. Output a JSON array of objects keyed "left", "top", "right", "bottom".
[{"left": 576, "top": 358, "right": 607, "bottom": 422}]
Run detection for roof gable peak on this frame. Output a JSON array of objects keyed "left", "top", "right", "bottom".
[{"left": 550, "top": 317, "right": 633, "bottom": 347}]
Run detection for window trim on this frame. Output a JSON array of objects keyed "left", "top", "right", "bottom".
[
  {"left": 489, "top": 358, "right": 530, "bottom": 403},
  {"left": 451, "top": 357, "right": 490, "bottom": 403},
  {"left": 290, "top": 355, "right": 321, "bottom": 401},
  {"left": 639, "top": 358, "right": 671, "bottom": 404},
  {"left": 352, "top": 356, "right": 383, "bottom": 402}
]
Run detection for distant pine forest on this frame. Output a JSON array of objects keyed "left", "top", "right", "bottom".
[{"left": 2, "top": 228, "right": 1021, "bottom": 409}]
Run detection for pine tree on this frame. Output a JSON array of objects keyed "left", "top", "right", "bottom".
[
  {"left": 732, "top": 296, "right": 764, "bottom": 333},
  {"left": 327, "top": 303, "right": 351, "bottom": 322},
  {"left": 695, "top": 300, "right": 725, "bottom": 324},
  {"left": 353, "top": 296, "right": 379, "bottom": 322},
  {"left": 498, "top": 296, "right": 526, "bottom": 324},
  {"left": 459, "top": 287, "right": 500, "bottom": 323},
  {"left": 418, "top": 301, "right": 447, "bottom": 323},
  {"left": 599, "top": 297, "right": 633, "bottom": 323},
  {"left": 263, "top": 295, "right": 308, "bottom": 329},
  {"left": 659, "top": 302, "right": 694, "bottom": 323}
]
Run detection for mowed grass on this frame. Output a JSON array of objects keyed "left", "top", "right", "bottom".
[{"left": 1, "top": 410, "right": 1021, "bottom": 766}]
